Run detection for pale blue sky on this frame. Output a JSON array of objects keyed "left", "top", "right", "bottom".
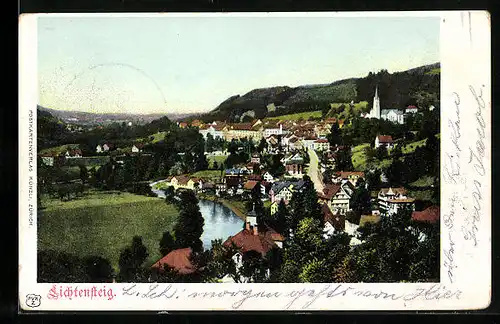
[{"left": 38, "top": 15, "right": 440, "bottom": 114}]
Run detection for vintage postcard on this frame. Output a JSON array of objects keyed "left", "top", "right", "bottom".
[{"left": 19, "top": 11, "right": 491, "bottom": 311}]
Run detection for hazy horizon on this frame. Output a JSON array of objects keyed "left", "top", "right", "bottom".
[{"left": 38, "top": 15, "right": 440, "bottom": 115}]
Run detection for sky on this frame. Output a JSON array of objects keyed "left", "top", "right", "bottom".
[{"left": 37, "top": 14, "right": 440, "bottom": 115}]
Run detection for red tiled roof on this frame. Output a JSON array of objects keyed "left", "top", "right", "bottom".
[
  {"left": 337, "top": 171, "right": 365, "bottom": 179},
  {"left": 412, "top": 206, "right": 440, "bottom": 223},
  {"left": 223, "top": 228, "right": 277, "bottom": 255},
  {"left": 244, "top": 180, "right": 259, "bottom": 190},
  {"left": 377, "top": 135, "right": 393, "bottom": 143},
  {"left": 319, "top": 184, "right": 342, "bottom": 200},
  {"left": 315, "top": 139, "right": 329, "bottom": 143},
  {"left": 151, "top": 248, "right": 196, "bottom": 274},
  {"left": 174, "top": 175, "right": 190, "bottom": 185}
]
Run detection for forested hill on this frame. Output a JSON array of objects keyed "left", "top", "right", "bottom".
[{"left": 198, "top": 62, "right": 440, "bottom": 123}]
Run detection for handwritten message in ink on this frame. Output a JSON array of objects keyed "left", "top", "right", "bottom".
[
  {"left": 463, "top": 85, "right": 486, "bottom": 247},
  {"left": 121, "top": 284, "right": 462, "bottom": 310}
]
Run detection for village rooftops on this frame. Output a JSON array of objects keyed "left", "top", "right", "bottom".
[
  {"left": 151, "top": 248, "right": 196, "bottom": 274},
  {"left": 411, "top": 206, "right": 440, "bottom": 223},
  {"left": 314, "top": 139, "right": 329, "bottom": 143},
  {"left": 223, "top": 227, "right": 280, "bottom": 256},
  {"left": 377, "top": 135, "right": 394, "bottom": 143}
]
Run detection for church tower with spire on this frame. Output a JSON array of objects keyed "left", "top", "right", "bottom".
[{"left": 371, "top": 85, "right": 381, "bottom": 119}]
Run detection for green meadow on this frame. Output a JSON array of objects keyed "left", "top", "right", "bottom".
[{"left": 38, "top": 190, "right": 179, "bottom": 271}]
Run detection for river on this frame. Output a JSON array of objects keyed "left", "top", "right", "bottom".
[{"left": 151, "top": 182, "right": 243, "bottom": 249}]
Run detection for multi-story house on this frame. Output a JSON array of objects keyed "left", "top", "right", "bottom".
[
  {"left": 377, "top": 187, "right": 415, "bottom": 216},
  {"left": 318, "top": 181, "right": 355, "bottom": 215}
]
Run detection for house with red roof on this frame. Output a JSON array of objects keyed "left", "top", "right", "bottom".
[
  {"left": 318, "top": 182, "right": 355, "bottom": 215},
  {"left": 375, "top": 135, "right": 394, "bottom": 149},
  {"left": 412, "top": 206, "right": 440, "bottom": 223},
  {"left": 222, "top": 208, "right": 284, "bottom": 282},
  {"left": 151, "top": 247, "right": 198, "bottom": 275}
]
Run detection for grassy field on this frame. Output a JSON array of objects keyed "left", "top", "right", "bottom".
[
  {"left": 351, "top": 143, "right": 393, "bottom": 170},
  {"left": 39, "top": 144, "right": 81, "bottom": 155},
  {"left": 410, "top": 175, "right": 436, "bottom": 187},
  {"left": 351, "top": 134, "right": 440, "bottom": 171},
  {"left": 191, "top": 170, "right": 223, "bottom": 179},
  {"left": 326, "top": 101, "right": 368, "bottom": 118},
  {"left": 266, "top": 110, "right": 322, "bottom": 121},
  {"left": 207, "top": 155, "right": 227, "bottom": 169},
  {"left": 38, "top": 190, "right": 179, "bottom": 271}
]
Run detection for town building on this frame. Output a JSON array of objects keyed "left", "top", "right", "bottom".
[
  {"left": 381, "top": 109, "right": 406, "bottom": 124},
  {"left": 131, "top": 143, "right": 144, "bottom": 153},
  {"left": 375, "top": 135, "right": 394, "bottom": 149},
  {"left": 362, "top": 86, "right": 381, "bottom": 119},
  {"left": 333, "top": 171, "right": 365, "bottom": 186},
  {"left": 223, "top": 208, "right": 284, "bottom": 282},
  {"left": 378, "top": 187, "right": 415, "bottom": 216},
  {"left": 318, "top": 181, "right": 355, "bottom": 215},
  {"left": 313, "top": 138, "right": 330, "bottom": 151},
  {"left": 199, "top": 123, "right": 225, "bottom": 140}
]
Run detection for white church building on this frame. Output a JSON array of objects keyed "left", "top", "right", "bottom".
[{"left": 362, "top": 86, "right": 406, "bottom": 125}]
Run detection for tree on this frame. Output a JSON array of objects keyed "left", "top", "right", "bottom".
[
  {"left": 239, "top": 250, "right": 268, "bottom": 283},
  {"left": 117, "top": 236, "right": 149, "bottom": 282},
  {"left": 202, "top": 239, "right": 238, "bottom": 282},
  {"left": 350, "top": 177, "right": 372, "bottom": 218},
  {"left": 272, "top": 199, "right": 289, "bottom": 235},
  {"left": 365, "top": 169, "right": 381, "bottom": 191},
  {"left": 258, "top": 137, "right": 267, "bottom": 153},
  {"left": 335, "top": 148, "right": 354, "bottom": 171},
  {"left": 326, "top": 122, "right": 342, "bottom": 146},
  {"left": 302, "top": 176, "right": 324, "bottom": 227},
  {"left": 174, "top": 190, "right": 205, "bottom": 252},
  {"left": 375, "top": 145, "right": 388, "bottom": 160},
  {"left": 159, "top": 231, "right": 177, "bottom": 257},
  {"left": 163, "top": 186, "right": 176, "bottom": 204},
  {"left": 79, "top": 165, "right": 88, "bottom": 184},
  {"left": 84, "top": 256, "right": 114, "bottom": 282},
  {"left": 212, "top": 161, "right": 219, "bottom": 170},
  {"left": 205, "top": 133, "right": 215, "bottom": 152}
]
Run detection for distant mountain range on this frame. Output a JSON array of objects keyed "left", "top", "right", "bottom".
[
  {"left": 37, "top": 106, "right": 192, "bottom": 125},
  {"left": 195, "top": 62, "right": 440, "bottom": 123}
]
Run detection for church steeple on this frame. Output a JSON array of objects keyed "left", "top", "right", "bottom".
[{"left": 372, "top": 85, "right": 381, "bottom": 119}]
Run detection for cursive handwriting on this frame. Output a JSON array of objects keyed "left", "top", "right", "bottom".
[
  {"left": 443, "top": 92, "right": 463, "bottom": 185},
  {"left": 121, "top": 284, "right": 462, "bottom": 310},
  {"left": 463, "top": 85, "right": 487, "bottom": 246},
  {"left": 443, "top": 193, "right": 460, "bottom": 283}
]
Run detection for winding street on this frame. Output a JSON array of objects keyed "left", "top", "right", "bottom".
[{"left": 307, "top": 148, "right": 324, "bottom": 193}]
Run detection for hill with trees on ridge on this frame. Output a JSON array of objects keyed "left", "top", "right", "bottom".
[{"left": 195, "top": 62, "right": 440, "bottom": 123}]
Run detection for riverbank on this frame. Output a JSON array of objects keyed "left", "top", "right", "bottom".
[{"left": 197, "top": 193, "right": 247, "bottom": 220}]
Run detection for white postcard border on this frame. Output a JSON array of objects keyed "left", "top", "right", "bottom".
[{"left": 18, "top": 11, "right": 491, "bottom": 311}]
